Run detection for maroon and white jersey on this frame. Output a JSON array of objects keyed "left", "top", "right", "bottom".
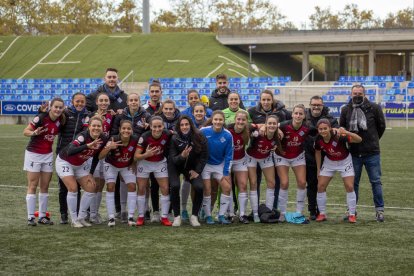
[
  {"left": 246, "top": 134, "right": 277, "bottom": 159},
  {"left": 314, "top": 135, "right": 350, "bottom": 161},
  {"left": 105, "top": 134, "right": 139, "bottom": 168},
  {"left": 26, "top": 113, "right": 62, "bottom": 154},
  {"left": 59, "top": 130, "right": 106, "bottom": 166},
  {"left": 279, "top": 120, "right": 310, "bottom": 159},
  {"left": 228, "top": 124, "right": 247, "bottom": 161},
  {"left": 90, "top": 111, "right": 113, "bottom": 136},
  {"left": 136, "top": 130, "right": 171, "bottom": 162}
]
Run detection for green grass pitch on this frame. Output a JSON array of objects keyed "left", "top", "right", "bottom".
[{"left": 0, "top": 125, "right": 413, "bottom": 275}]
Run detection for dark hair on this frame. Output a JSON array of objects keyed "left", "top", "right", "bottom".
[
  {"left": 204, "top": 110, "right": 225, "bottom": 128},
  {"left": 351, "top": 84, "right": 365, "bottom": 94},
  {"left": 149, "top": 115, "right": 163, "bottom": 126},
  {"left": 71, "top": 92, "right": 86, "bottom": 101},
  {"left": 265, "top": 115, "right": 283, "bottom": 155},
  {"left": 119, "top": 119, "right": 133, "bottom": 128},
  {"left": 96, "top": 92, "right": 109, "bottom": 102},
  {"left": 316, "top": 118, "right": 337, "bottom": 141},
  {"left": 292, "top": 104, "right": 306, "bottom": 113},
  {"left": 228, "top": 91, "right": 241, "bottom": 101},
  {"left": 309, "top": 95, "right": 323, "bottom": 104},
  {"left": 192, "top": 102, "right": 206, "bottom": 114},
  {"left": 187, "top": 89, "right": 200, "bottom": 99},
  {"left": 50, "top": 97, "right": 66, "bottom": 125},
  {"left": 216, "top": 73, "right": 227, "bottom": 80},
  {"left": 106, "top": 68, "right": 118, "bottom": 73},
  {"left": 156, "top": 99, "right": 176, "bottom": 115},
  {"left": 175, "top": 115, "right": 204, "bottom": 153},
  {"left": 149, "top": 80, "right": 162, "bottom": 90}
]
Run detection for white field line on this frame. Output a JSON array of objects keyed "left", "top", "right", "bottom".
[
  {"left": 228, "top": 68, "right": 246, "bottom": 78},
  {"left": 58, "top": 35, "right": 89, "bottom": 63},
  {"left": 226, "top": 62, "right": 259, "bottom": 77},
  {"left": 109, "top": 35, "right": 132, "bottom": 38},
  {"left": 168, "top": 60, "right": 189, "bottom": 63},
  {"left": 39, "top": 61, "right": 80, "bottom": 65},
  {"left": 19, "top": 36, "right": 68, "bottom": 79},
  {"left": 206, "top": 62, "right": 224, "bottom": 78},
  {"left": 228, "top": 52, "right": 273, "bottom": 77},
  {"left": 0, "top": 36, "right": 21, "bottom": 60},
  {"left": 120, "top": 70, "right": 134, "bottom": 84}
]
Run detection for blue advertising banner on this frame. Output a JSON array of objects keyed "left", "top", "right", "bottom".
[
  {"left": 382, "top": 102, "right": 414, "bottom": 118},
  {"left": 323, "top": 102, "right": 347, "bottom": 118},
  {"left": 1, "top": 101, "right": 43, "bottom": 115}
]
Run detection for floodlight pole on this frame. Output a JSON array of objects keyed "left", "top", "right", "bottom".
[
  {"left": 248, "top": 45, "right": 256, "bottom": 79},
  {"left": 143, "top": 0, "right": 150, "bottom": 34}
]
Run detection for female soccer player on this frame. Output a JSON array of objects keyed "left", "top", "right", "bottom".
[
  {"left": 99, "top": 120, "right": 139, "bottom": 227},
  {"left": 24, "top": 98, "right": 65, "bottom": 226},
  {"left": 56, "top": 116, "right": 106, "bottom": 228},
  {"left": 246, "top": 115, "right": 281, "bottom": 222},
  {"left": 134, "top": 116, "right": 172, "bottom": 226},
  {"left": 192, "top": 103, "right": 208, "bottom": 129},
  {"left": 168, "top": 115, "right": 208, "bottom": 227},
  {"left": 200, "top": 110, "right": 234, "bottom": 225},
  {"left": 223, "top": 92, "right": 251, "bottom": 124},
  {"left": 180, "top": 89, "right": 213, "bottom": 120},
  {"left": 157, "top": 99, "right": 180, "bottom": 131},
  {"left": 275, "top": 104, "right": 310, "bottom": 221},
  {"left": 227, "top": 110, "right": 251, "bottom": 223},
  {"left": 314, "top": 119, "right": 362, "bottom": 223}
]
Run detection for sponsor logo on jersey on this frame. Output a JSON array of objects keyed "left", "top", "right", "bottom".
[
  {"left": 299, "top": 131, "right": 305, "bottom": 136},
  {"left": 161, "top": 140, "right": 166, "bottom": 145},
  {"left": 138, "top": 137, "right": 144, "bottom": 144},
  {"left": 117, "top": 98, "right": 123, "bottom": 103},
  {"left": 220, "top": 137, "right": 226, "bottom": 143},
  {"left": 332, "top": 141, "right": 337, "bottom": 147}
]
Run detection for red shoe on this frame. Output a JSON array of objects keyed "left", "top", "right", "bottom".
[
  {"left": 136, "top": 216, "right": 145, "bottom": 226},
  {"left": 316, "top": 214, "right": 327, "bottom": 222},
  {"left": 34, "top": 211, "right": 50, "bottom": 218},
  {"left": 348, "top": 214, "right": 357, "bottom": 223},
  {"left": 160, "top": 217, "right": 172, "bottom": 226}
]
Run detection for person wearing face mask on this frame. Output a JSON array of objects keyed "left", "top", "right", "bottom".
[
  {"left": 340, "top": 84, "right": 386, "bottom": 222},
  {"left": 304, "top": 96, "right": 339, "bottom": 220},
  {"left": 86, "top": 68, "right": 128, "bottom": 114},
  {"left": 209, "top": 73, "right": 245, "bottom": 111}
]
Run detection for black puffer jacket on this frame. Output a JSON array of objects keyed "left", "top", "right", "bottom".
[
  {"left": 248, "top": 100, "right": 291, "bottom": 124},
  {"left": 86, "top": 84, "right": 128, "bottom": 113},
  {"left": 56, "top": 107, "right": 90, "bottom": 154},
  {"left": 209, "top": 87, "right": 245, "bottom": 111},
  {"left": 304, "top": 106, "right": 339, "bottom": 166},
  {"left": 160, "top": 108, "right": 181, "bottom": 131},
  {"left": 110, "top": 106, "right": 151, "bottom": 137},
  {"left": 340, "top": 98, "right": 386, "bottom": 157}
]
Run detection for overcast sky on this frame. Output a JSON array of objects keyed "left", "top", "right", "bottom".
[{"left": 152, "top": 0, "right": 413, "bottom": 28}]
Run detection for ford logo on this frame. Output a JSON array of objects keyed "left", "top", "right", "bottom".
[{"left": 4, "top": 104, "right": 16, "bottom": 111}]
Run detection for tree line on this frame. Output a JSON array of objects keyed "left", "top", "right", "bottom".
[{"left": 1, "top": 0, "right": 413, "bottom": 35}]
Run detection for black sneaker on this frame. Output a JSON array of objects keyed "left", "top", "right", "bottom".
[
  {"left": 144, "top": 210, "right": 151, "bottom": 221},
  {"left": 38, "top": 216, "right": 54, "bottom": 225},
  {"left": 239, "top": 215, "right": 250, "bottom": 224},
  {"left": 60, "top": 214, "right": 68, "bottom": 225},
  {"left": 309, "top": 211, "right": 317, "bottom": 221},
  {"left": 376, "top": 211, "right": 385, "bottom": 222},
  {"left": 27, "top": 217, "right": 37, "bottom": 226}
]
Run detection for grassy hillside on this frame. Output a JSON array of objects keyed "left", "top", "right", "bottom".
[{"left": 0, "top": 33, "right": 320, "bottom": 81}]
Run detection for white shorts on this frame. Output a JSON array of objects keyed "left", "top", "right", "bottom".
[
  {"left": 202, "top": 163, "right": 224, "bottom": 181},
  {"left": 136, "top": 159, "right": 168, "bottom": 178},
  {"left": 232, "top": 157, "right": 248, "bottom": 172},
  {"left": 93, "top": 160, "right": 104, "bottom": 178},
  {"left": 55, "top": 156, "right": 91, "bottom": 179},
  {"left": 103, "top": 162, "right": 136, "bottom": 184},
  {"left": 23, "top": 150, "right": 54, "bottom": 173},
  {"left": 274, "top": 152, "right": 306, "bottom": 167},
  {"left": 246, "top": 154, "right": 274, "bottom": 169},
  {"left": 320, "top": 154, "right": 354, "bottom": 178}
]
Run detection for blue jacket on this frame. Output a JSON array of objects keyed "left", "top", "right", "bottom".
[{"left": 180, "top": 106, "right": 213, "bottom": 122}]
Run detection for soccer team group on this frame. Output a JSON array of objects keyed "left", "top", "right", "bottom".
[{"left": 23, "top": 68, "right": 387, "bottom": 228}]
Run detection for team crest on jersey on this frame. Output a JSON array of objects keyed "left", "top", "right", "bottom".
[
  {"left": 220, "top": 137, "right": 226, "bottom": 143},
  {"left": 161, "top": 140, "right": 166, "bottom": 145},
  {"left": 117, "top": 98, "right": 123, "bottom": 103},
  {"left": 128, "top": 146, "right": 134, "bottom": 152},
  {"left": 332, "top": 141, "right": 337, "bottom": 147},
  {"left": 83, "top": 117, "right": 89, "bottom": 124},
  {"left": 33, "top": 116, "right": 40, "bottom": 124},
  {"left": 138, "top": 137, "right": 144, "bottom": 144},
  {"left": 299, "top": 131, "right": 305, "bottom": 136},
  {"left": 137, "top": 121, "right": 143, "bottom": 126},
  {"left": 106, "top": 118, "right": 111, "bottom": 124},
  {"left": 77, "top": 135, "right": 85, "bottom": 143}
]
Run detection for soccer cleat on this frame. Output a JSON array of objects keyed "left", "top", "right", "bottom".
[
  {"left": 160, "top": 217, "right": 172, "bottom": 226},
  {"left": 107, "top": 218, "right": 116, "bottom": 227},
  {"left": 189, "top": 215, "right": 201, "bottom": 227},
  {"left": 136, "top": 216, "right": 145, "bottom": 226},
  {"left": 218, "top": 215, "right": 231, "bottom": 225},
  {"left": 376, "top": 211, "right": 385, "bottom": 222},
  {"left": 348, "top": 215, "right": 357, "bottom": 223},
  {"left": 239, "top": 215, "right": 250, "bottom": 224},
  {"left": 71, "top": 220, "right": 84, "bottom": 228},
  {"left": 121, "top": 212, "right": 128, "bottom": 223},
  {"left": 316, "top": 214, "right": 327, "bottom": 222},
  {"left": 309, "top": 211, "right": 317, "bottom": 221},
  {"left": 343, "top": 210, "right": 358, "bottom": 221},
  {"left": 38, "top": 216, "right": 54, "bottom": 225},
  {"left": 151, "top": 211, "right": 161, "bottom": 223},
  {"left": 172, "top": 216, "right": 182, "bottom": 227},
  {"left": 205, "top": 216, "right": 215, "bottom": 225},
  {"left": 144, "top": 210, "right": 151, "bottom": 221},
  {"left": 78, "top": 218, "right": 92, "bottom": 227},
  {"left": 253, "top": 214, "right": 261, "bottom": 223},
  {"left": 60, "top": 214, "right": 68, "bottom": 225},
  {"left": 27, "top": 217, "right": 37, "bottom": 226},
  {"left": 128, "top": 217, "right": 136, "bottom": 226},
  {"left": 181, "top": 210, "right": 189, "bottom": 221}
]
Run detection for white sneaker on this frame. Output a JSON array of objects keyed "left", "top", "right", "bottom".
[
  {"left": 78, "top": 218, "right": 92, "bottom": 227},
  {"left": 190, "top": 215, "right": 201, "bottom": 227},
  {"left": 151, "top": 211, "right": 160, "bottom": 223},
  {"left": 172, "top": 216, "right": 182, "bottom": 227},
  {"left": 107, "top": 218, "right": 116, "bottom": 227},
  {"left": 71, "top": 220, "right": 84, "bottom": 228}
]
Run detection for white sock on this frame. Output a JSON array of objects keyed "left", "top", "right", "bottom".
[
  {"left": 278, "top": 189, "right": 288, "bottom": 214},
  {"left": 181, "top": 180, "right": 191, "bottom": 211},
  {"left": 227, "top": 191, "right": 235, "bottom": 215},
  {"left": 203, "top": 196, "right": 212, "bottom": 217},
  {"left": 219, "top": 194, "right": 231, "bottom": 216},
  {"left": 249, "top": 191, "right": 258, "bottom": 216},
  {"left": 67, "top": 192, "right": 78, "bottom": 222},
  {"left": 95, "top": 192, "right": 102, "bottom": 214},
  {"left": 38, "top": 193, "right": 48, "bottom": 218},
  {"left": 347, "top": 191, "right": 357, "bottom": 215},
  {"left": 238, "top": 192, "right": 248, "bottom": 217},
  {"left": 137, "top": 195, "right": 146, "bottom": 217},
  {"left": 160, "top": 195, "right": 170, "bottom": 218},
  {"left": 296, "top": 188, "right": 307, "bottom": 214},
  {"left": 317, "top": 192, "right": 327, "bottom": 215},
  {"left": 89, "top": 193, "right": 97, "bottom": 218},
  {"left": 79, "top": 192, "right": 95, "bottom": 220},
  {"left": 120, "top": 180, "right": 127, "bottom": 213},
  {"left": 26, "top": 194, "right": 36, "bottom": 219},
  {"left": 127, "top": 192, "right": 137, "bottom": 218},
  {"left": 106, "top": 192, "right": 115, "bottom": 219},
  {"left": 265, "top": 188, "right": 275, "bottom": 210}
]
